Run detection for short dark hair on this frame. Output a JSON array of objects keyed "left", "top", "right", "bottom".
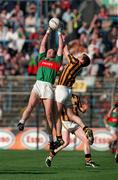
[
  {"left": 82, "top": 53, "right": 91, "bottom": 67},
  {"left": 113, "top": 102, "right": 118, "bottom": 108}
]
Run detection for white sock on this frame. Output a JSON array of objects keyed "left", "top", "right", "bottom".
[
  {"left": 19, "top": 119, "right": 25, "bottom": 124},
  {"left": 48, "top": 156, "right": 53, "bottom": 161}
]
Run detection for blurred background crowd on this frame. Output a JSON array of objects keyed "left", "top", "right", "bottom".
[
  {"left": 0, "top": 0, "right": 117, "bottom": 78},
  {"left": 0, "top": 0, "right": 118, "bottom": 128}
]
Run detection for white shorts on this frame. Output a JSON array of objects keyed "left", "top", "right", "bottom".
[
  {"left": 55, "top": 85, "right": 72, "bottom": 106},
  {"left": 32, "top": 80, "right": 54, "bottom": 99},
  {"left": 108, "top": 125, "right": 118, "bottom": 135},
  {"left": 62, "top": 120, "right": 79, "bottom": 134}
]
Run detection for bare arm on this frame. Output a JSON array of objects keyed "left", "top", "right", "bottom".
[
  {"left": 63, "top": 44, "right": 71, "bottom": 63},
  {"left": 106, "top": 107, "right": 113, "bottom": 118},
  {"left": 39, "top": 28, "right": 51, "bottom": 53},
  {"left": 57, "top": 33, "right": 64, "bottom": 56}
]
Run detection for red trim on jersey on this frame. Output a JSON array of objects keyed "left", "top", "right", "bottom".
[
  {"left": 38, "top": 60, "right": 60, "bottom": 72},
  {"left": 107, "top": 117, "right": 118, "bottom": 123}
]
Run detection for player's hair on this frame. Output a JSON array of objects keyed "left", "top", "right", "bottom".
[
  {"left": 113, "top": 102, "right": 118, "bottom": 108},
  {"left": 47, "top": 49, "right": 57, "bottom": 56},
  {"left": 82, "top": 53, "right": 91, "bottom": 67},
  {"left": 53, "top": 49, "right": 57, "bottom": 56}
]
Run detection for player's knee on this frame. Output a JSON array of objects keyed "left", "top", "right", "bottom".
[
  {"left": 63, "top": 140, "right": 69, "bottom": 147},
  {"left": 45, "top": 113, "right": 52, "bottom": 121}
]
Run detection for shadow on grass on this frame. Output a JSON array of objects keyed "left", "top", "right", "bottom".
[{"left": 0, "top": 169, "right": 57, "bottom": 175}]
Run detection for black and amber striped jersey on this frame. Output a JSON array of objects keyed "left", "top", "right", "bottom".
[
  {"left": 61, "top": 94, "right": 81, "bottom": 121},
  {"left": 58, "top": 54, "right": 82, "bottom": 87}
]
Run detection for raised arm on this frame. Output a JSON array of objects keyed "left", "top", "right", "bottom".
[
  {"left": 106, "top": 107, "right": 113, "bottom": 118},
  {"left": 57, "top": 33, "right": 64, "bottom": 57},
  {"left": 39, "top": 28, "right": 51, "bottom": 54},
  {"left": 63, "top": 44, "right": 71, "bottom": 63}
]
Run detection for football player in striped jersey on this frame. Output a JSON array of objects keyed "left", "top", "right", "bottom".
[
  {"left": 54, "top": 43, "right": 92, "bottom": 148},
  {"left": 45, "top": 94, "right": 98, "bottom": 167}
]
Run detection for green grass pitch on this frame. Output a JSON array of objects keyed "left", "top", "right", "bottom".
[{"left": 0, "top": 150, "right": 117, "bottom": 180}]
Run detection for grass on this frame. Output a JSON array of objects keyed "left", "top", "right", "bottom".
[{"left": 0, "top": 150, "right": 117, "bottom": 180}]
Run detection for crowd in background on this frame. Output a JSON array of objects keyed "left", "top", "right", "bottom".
[{"left": 0, "top": 0, "right": 117, "bottom": 78}]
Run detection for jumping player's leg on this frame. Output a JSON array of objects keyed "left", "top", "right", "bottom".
[
  {"left": 55, "top": 102, "right": 64, "bottom": 145},
  {"left": 45, "top": 128, "right": 70, "bottom": 167},
  {"left": 43, "top": 99, "right": 54, "bottom": 150},
  {"left": 17, "top": 91, "right": 38, "bottom": 130},
  {"left": 54, "top": 85, "right": 71, "bottom": 146}
]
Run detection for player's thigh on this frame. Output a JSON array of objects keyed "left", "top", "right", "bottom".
[
  {"left": 56, "top": 102, "right": 63, "bottom": 114},
  {"left": 55, "top": 85, "right": 71, "bottom": 104},
  {"left": 28, "top": 91, "right": 39, "bottom": 107}
]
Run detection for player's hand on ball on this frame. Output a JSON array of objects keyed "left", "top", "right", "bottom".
[
  {"left": 57, "top": 27, "right": 62, "bottom": 34},
  {"left": 83, "top": 127, "right": 94, "bottom": 145},
  {"left": 46, "top": 26, "right": 52, "bottom": 34}
]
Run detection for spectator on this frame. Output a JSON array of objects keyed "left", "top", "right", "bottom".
[
  {"left": 60, "top": 0, "right": 71, "bottom": 11},
  {"left": 16, "top": 26, "right": 26, "bottom": 52},
  {"left": 0, "top": 0, "right": 117, "bottom": 78},
  {"left": 98, "top": 5, "right": 109, "bottom": 20},
  {"left": 62, "top": 8, "right": 73, "bottom": 33},
  {"left": 25, "top": 13, "right": 36, "bottom": 33},
  {"left": 0, "top": 20, "right": 7, "bottom": 41},
  {"left": 71, "top": 8, "right": 81, "bottom": 37},
  {"left": 7, "top": 4, "right": 24, "bottom": 30},
  {"left": 28, "top": 48, "right": 38, "bottom": 76},
  {"left": 92, "top": 46, "right": 105, "bottom": 77}
]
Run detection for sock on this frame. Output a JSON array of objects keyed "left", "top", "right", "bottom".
[
  {"left": 57, "top": 136, "right": 62, "bottom": 141},
  {"left": 19, "top": 119, "right": 25, "bottom": 124},
  {"left": 49, "top": 135, "right": 53, "bottom": 143},
  {"left": 49, "top": 151, "right": 56, "bottom": 160},
  {"left": 85, "top": 154, "right": 91, "bottom": 162}
]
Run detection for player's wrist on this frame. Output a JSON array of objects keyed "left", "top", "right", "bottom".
[
  {"left": 46, "top": 30, "right": 50, "bottom": 34},
  {"left": 58, "top": 31, "right": 61, "bottom": 35},
  {"left": 57, "top": 27, "right": 62, "bottom": 35},
  {"left": 46, "top": 27, "right": 52, "bottom": 34}
]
